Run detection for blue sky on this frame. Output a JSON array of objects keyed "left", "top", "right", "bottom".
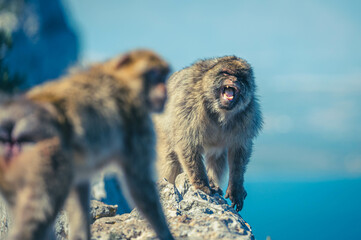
[{"left": 63, "top": 0, "right": 361, "bottom": 181}]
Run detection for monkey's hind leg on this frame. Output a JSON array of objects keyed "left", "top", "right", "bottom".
[
  {"left": 8, "top": 138, "right": 73, "bottom": 240},
  {"left": 65, "top": 182, "right": 91, "bottom": 240},
  {"left": 120, "top": 158, "right": 174, "bottom": 240},
  {"left": 157, "top": 150, "right": 183, "bottom": 184}
]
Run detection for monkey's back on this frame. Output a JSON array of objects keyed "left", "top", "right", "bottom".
[{"left": 26, "top": 70, "right": 129, "bottom": 174}]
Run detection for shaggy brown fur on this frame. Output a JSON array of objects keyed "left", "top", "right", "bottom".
[
  {"left": 0, "top": 49, "right": 174, "bottom": 240},
  {"left": 154, "top": 56, "right": 262, "bottom": 212}
]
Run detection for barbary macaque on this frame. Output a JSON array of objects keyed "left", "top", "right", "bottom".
[
  {"left": 154, "top": 56, "right": 262, "bottom": 211},
  {"left": 0, "top": 49, "right": 174, "bottom": 240}
]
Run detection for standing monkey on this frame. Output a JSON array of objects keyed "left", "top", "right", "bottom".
[
  {"left": 0, "top": 49, "right": 174, "bottom": 240},
  {"left": 154, "top": 56, "right": 262, "bottom": 212}
]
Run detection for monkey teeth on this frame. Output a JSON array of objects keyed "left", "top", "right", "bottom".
[
  {"left": 223, "top": 86, "right": 235, "bottom": 101},
  {"left": 223, "top": 93, "right": 234, "bottom": 100}
]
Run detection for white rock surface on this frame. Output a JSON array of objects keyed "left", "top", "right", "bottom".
[
  {"left": 0, "top": 197, "right": 10, "bottom": 240},
  {"left": 62, "top": 173, "right": 254, "bottom": 240},
  {"left": 2, "top": 173, "right": 255, "bottom": 240}
]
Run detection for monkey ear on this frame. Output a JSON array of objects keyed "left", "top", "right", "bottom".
[{"left": 115, "top": 53, "right": 132, "bottom": 69}]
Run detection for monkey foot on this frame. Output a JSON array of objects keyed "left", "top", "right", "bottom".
[
  {"left": 192, "top": 183, "right": 213, "bottom": 195},
  {"left": 209, "top": 184, "right": 224, "bottom": 195},
  {"left": 225, "top": 186, "right": 247, "bottom": 212}
]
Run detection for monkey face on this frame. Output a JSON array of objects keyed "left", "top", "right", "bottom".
[
  {"left": 111, "top": 49, "right": 170, "bottom": 113},
  {"left": 145, "top": 68, "right": 168, "bottom": 113},
  {"left": 210, "top": 59, "right": 254, "bottom": 112},
  {"left": 0, "top": 100, "right": 60, "bottom": 166},
  {"left": 128, "top": 50, "right": 169, "bottom": 113},
  {"left": 219, "top": 71, "right": 242, "bottom": 110},
  {"left": 133, "top": 51, "right": 169, "bottom": 113}
]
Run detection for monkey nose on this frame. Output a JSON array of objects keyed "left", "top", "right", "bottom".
[
  {"left": 4, "top": 143, "right": 12, "bottom": 163},
  {"left": 11, "top": 142, "right": 21, "bottom": 156},
  {"left": 4, "top": 142, "right": 21, "bottom": 164}
]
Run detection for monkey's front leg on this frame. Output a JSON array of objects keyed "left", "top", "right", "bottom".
[
  {"left": 8, "top": 186, "right": 58, "bottom": 240},
  {"left": 66, "top": 182, "right": 91, "bottom": 240},
  {"left": 8, "top": 138, "right": 73, "bottom": 240},
  {"left": 225, "top": 145, "right": 251, "bottom": 212},
  {"left": 121, "top": 159, "right": 174, "bottom": 240},
  {"left": 177, "top": 144, "right": 212, "bottom": 195}
]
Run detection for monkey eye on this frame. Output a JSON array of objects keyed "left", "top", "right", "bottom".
[
  {"left": 220, "top": 71, "right": 230, "bottom": 76},
  {"left": 146, "top": 69, "right": 164, "bottom": 83},
  {"left": 16, "top": 135, "right": 34, "bottom": 144},
  {"left": 0, "top": 132, "right": 6, "bottom": 142},
  {"left": 220, "top": 70, "right": 237, "bottom": 77},
  {"left": 0, "top": 129, "right": 10, "bottom": 143}
]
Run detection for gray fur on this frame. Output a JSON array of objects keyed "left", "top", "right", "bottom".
[{"left": 154, "top": 56, "right": 262, "bottom": 212}]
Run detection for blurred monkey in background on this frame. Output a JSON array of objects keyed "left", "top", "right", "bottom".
[{"left": 0, "top": 49, "right": 174, "bottom": 240}]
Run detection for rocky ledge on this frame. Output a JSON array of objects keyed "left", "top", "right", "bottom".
[{"left": 57, "top": 173, "right": 254, "bottom": 240}]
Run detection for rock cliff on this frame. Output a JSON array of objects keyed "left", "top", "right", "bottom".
[
  {"left": 0, "top": 196, "right": 10, "bottom": 239},
  {"left": 56, "top": 173, "right": 254, "bottom": 240}
]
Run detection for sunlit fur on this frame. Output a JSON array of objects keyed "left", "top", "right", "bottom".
[{"left": 154, "top": 56, "right": 262, "bottom": 212}]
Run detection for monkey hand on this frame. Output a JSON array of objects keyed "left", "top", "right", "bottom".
[{"left": 225, "top": 184, "right": 247, "bottom": 212}]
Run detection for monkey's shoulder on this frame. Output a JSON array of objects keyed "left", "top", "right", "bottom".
[{"left": 232, "top": 99, "right": 263, "bottom": 137}]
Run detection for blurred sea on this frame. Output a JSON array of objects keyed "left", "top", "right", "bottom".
[{"left": 242, "top": 178, "right": 361, "bottom": 240}]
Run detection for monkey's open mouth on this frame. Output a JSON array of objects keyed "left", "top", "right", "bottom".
[{"left": 222, "top": 86, "right": 237, "bottom": 101}]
